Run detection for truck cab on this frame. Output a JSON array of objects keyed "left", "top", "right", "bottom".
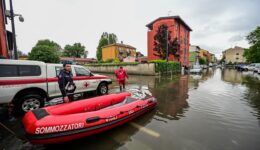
[{"left": 0, "top": 59, "right": 112, "bottom": 114}]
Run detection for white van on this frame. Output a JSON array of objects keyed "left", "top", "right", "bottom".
[{"left": 0, "top": 59, "right": 112, "bottom": 114}]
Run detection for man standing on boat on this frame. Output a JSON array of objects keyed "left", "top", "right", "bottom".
[
  {"left": 115, "top": 66, "right": 128, "bottom": 91},
  {"left": 58, "top": 61, "right": 76, "bottom": 103}
]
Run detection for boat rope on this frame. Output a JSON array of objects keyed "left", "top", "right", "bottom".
[
  {"left": 97, "top": 105, "right": 143, "bottom": 120},
  {"left": 98, "top": 99, "right": 156, "bottom": 121}
]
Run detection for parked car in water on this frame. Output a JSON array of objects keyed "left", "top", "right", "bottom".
[
  {"left": 190, "top": 65, "right": 202, "bottom": 74},
  {"left": 248, "top": 63, "right": 257, "bottom": 71},
  {"left": 235, "top": 64, "right": 249, "bottom": 71},
  {"left": 253, "top": 63, "right": 260, "bottom": 73},
  {"left": 200, "top": 65, "right": 208, "bottom": 69},
  {"left": 0, "top": 59, "right": 112, "bottom": 114},
  {"left": 241, "top": 65, "right": 249, "bottom": 71}
]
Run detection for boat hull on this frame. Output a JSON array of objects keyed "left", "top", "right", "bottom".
[{"left": 23, "top": 92, "right": 157, "bottom": 144}]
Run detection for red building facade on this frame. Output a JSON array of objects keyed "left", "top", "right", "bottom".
[
  {"left": 0, "top": 1, "right": 8, "bottom": 58},
  {"left": 146, "top": 16, "right": 192, "bottom": 66}
]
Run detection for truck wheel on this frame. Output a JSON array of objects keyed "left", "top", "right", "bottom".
[
  {"left": 14, "top": 94, "right": 45, "bottom": 115},
  {"left": 97, "top": 83, "right": 108, "bottom": 95}
]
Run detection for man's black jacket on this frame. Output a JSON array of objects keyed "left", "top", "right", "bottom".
[{"left": 58, "top": 70, "right": 76, "bottom": 97}]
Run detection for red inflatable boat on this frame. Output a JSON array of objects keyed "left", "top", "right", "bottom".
[{"left": 23, "top": 92, "right": 157, "bottom": 144}]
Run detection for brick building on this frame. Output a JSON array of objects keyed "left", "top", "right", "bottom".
[
  {"left": 146, "top": 16, "right": 192, "bottom": 66},
  {"left": 0, "top": 0, "right": 8, "bottom": 58}
]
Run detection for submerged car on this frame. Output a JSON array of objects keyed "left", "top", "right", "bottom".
[
  {"left": 200, "top": 65, "right": 208, "bottom": 69},
  {"left": 190, "top": 65, "right": 202, "bottom": 74},
  {"left": 253, "top": 63, "right": 260, "bottom": 73},
  {"left": 248, "top": 63, "right": 257, "bottom": 71},
  {"left": 235, "top": 64, "right": 249, "bottom": 71}
]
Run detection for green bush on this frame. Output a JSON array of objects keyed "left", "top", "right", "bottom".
[
  {"left": 112, "top": 59, "right": 120, "bottom": 64},
  {"left": 149, "top": 60, "right": 180, "bottom": 73},
  {"left": 105, "top": 58, "right": 114, "bottom": 63},
  {"left": 199, "top": 58, "right": 207, "bottom": 65},
  {"left": 149, "top": 60, "right": 167, "bottom": 63},
  {"left": 98, "top": 60, "right": 104, "bottom": 63}
]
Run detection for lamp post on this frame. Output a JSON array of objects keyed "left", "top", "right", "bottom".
[
  {"left": 9, "top": 0, "right": 18, "bottom": 59},
  {"left": 6, "top": 0, "right": 24, "bottom": 59}
]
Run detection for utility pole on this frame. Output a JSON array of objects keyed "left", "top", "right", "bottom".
[{"left": 9, "top": 0, "right": 18, "bottom": 59}]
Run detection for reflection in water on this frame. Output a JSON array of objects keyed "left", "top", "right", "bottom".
[
  {"left": 220, "top": 69, "right": 260, "bottom": 119},
  {"left": 242, "top": 76, "right": 260, "bottom": 119},
  {"left": 221, "top": 69, "right": 243, "bottom": 84},
  {"left": 153, "top": 75, "right": 189, "bottom": 120}
]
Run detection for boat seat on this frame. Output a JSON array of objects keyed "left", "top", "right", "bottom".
[
  {"left": 124, "top": 96, "right": 137, "bottom": 104},
  {"left": 101, "top": 96, "right": 137, "bottom": 110},
  {"left": 32, "top": 109, "right": 49, "bottom": 120}
]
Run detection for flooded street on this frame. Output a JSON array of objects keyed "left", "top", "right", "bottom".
[{"left": 1, "top": 68, "right": 260, "bottom": 150}]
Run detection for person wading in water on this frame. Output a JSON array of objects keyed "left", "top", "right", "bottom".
[{"left": 115, "top": 66, "right": 128, "bottom": 91}]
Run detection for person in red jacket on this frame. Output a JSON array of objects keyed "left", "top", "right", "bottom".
[{"left": 115, "top": 66, "right": 128, "bottom": 91}]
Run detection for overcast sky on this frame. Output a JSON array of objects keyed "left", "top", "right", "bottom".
[{"left": 5, "top": 0, "right": 260, "bottom": 59}]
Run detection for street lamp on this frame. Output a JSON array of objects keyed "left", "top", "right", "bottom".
[
  {"left": 5, "top": 10, "right": 24, "bottom": 22},
  {"left": 5, "top": 0, "right": 24, "bottom": 60}
]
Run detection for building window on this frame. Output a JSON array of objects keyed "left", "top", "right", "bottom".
[
  {"left": 236, "top": 57, "right": 239, "bottom": 60},
  {"left": 236, "top": 53, "right": 239, "bottom": 55}
]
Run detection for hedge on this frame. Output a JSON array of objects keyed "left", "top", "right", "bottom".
[
  {"left": 149, "top": 60, "right": 181, "bottom": 73},
  {"left": 85, "top": 60, "right": 181, "bottom": 74}
]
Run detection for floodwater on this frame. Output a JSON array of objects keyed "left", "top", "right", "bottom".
[{"left": 1, "top": 68, "right": 260, "bottom": 150}]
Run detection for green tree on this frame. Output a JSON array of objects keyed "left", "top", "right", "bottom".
[
  {"left": 108, "top": 33, "right": 118, "bottom": 44},
  {"left": 63, "top": 43, "right": 85, "bottom": 58},
  {"left": 220, "top": 55, "right": 225, "bottom": 64},
  {"left": 199, "top": 57, "right": 207, "bottom": 65},
  {"left": 96, "top": 32, "right": 118, "bottom": 61},
  {"left": 36, "top": 39, "right": 61, "bottom": 50},
  {"left": 96, "top": 38, "right": 108, "bottom": 61},
  {"left": 153, "top": 24, "right": 179, "bottom": 60},
  {"left": 244, "top": 26, "right": 260, "bottom": 63},
  {"left": 28, "top": 45, "right": 60, "bottom": 63},
  {"left": 35, "top": 39, "right": 62, "bottom": 55},
  {"left": 28, "top": 39, "right": 60, "bottom": 63}
]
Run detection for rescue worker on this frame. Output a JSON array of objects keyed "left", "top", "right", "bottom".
[
  {"left": 58, "top": 61, "right": 76, "bottom": 103},
  {"left": 115, "top": 66, "right": 128, "bottom": 91}
]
